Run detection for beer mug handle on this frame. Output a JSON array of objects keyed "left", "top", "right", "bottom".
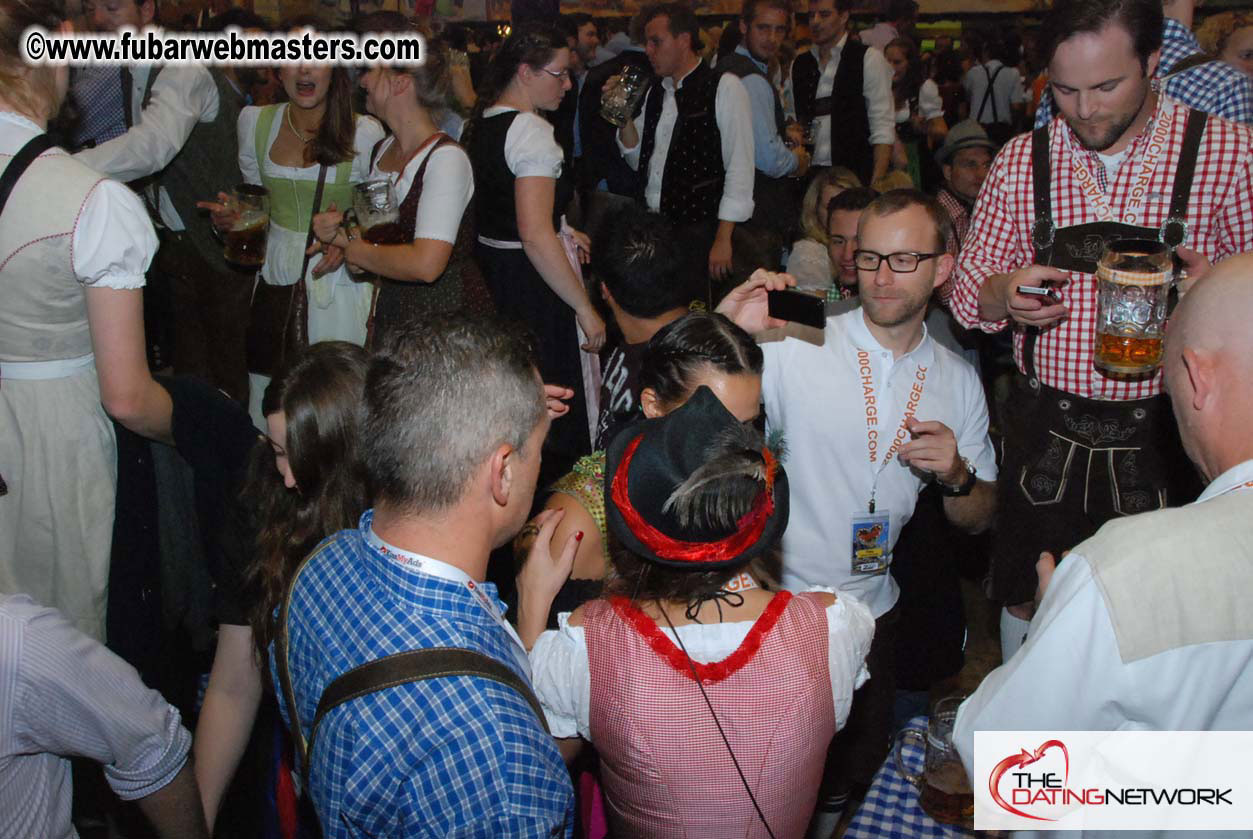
[
  {"left": 894, "top": 728, "right": 926, "bottom": 790},
  {"left": 342, "top": 208, "right": 361, "bottom": 240}
]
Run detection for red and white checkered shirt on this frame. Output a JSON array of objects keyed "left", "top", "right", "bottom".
[{"left": 949, "top": 95, "right": 1253, "bottom": 401}]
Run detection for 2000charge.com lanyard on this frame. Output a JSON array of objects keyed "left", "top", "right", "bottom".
[
  {"left": 858, "top": 349, "right": 928, "bottom": 513},
  {"left": 365, "top": 528, "right": 532, "bottom": 677},
  {"left": 1065, "top": 105, "right": 1174, "bottom": 228}
]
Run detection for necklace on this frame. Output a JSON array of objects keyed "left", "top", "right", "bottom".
[{"left": 285, "top": 104, "right": 314, "bottom": 144}]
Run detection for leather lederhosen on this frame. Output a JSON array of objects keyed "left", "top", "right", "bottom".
[
  {"left": 989, "top": 110, "right": 1208, "bottom": 606},
  {"left": 363, "top": 134, "right": 493, "bottom": 351}
]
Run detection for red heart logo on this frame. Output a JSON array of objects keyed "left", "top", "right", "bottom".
[{"left": 989, "top": 740, "right": 1070, "bottom": 821}]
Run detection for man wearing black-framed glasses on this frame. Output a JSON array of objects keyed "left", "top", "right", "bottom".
[{"left": 717, "top": 189, "right": 997, "bottom": 831}]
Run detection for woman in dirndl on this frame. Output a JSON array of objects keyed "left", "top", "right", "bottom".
[
  {"left": 205, "top": 19, "right": 384, "bottom": 428},
  {"left": 521, "top": 387, "right": 875, "bottom": 838},
  {"left": 0, "top": 0, "right": 170, "bottom": 641},
  {"left": 310, "top": 13, "right": 490, "bottom": 349},
  {"left": 463, "top": 23, "right": 606, "bottom": 485}
]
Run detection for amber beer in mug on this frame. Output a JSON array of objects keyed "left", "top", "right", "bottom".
[
  {"left": 351, "top": 180, "right": 400, "bottom": 245},
  {"left": 1094, "top": 239, "right": 1172, "bottom": 375},
  {"left": 223, "top": 184, "right": 269, "bottom": 269},
  {"left": 895, "top": 695, "right": 974, "bottom": 828}
]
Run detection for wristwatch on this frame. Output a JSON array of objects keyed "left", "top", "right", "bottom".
[{"left": 938, "top": 457, "right": 977, "bottom": 497}]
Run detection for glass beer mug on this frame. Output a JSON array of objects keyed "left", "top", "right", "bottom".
[
  {"left": 223, "top": 184, "right": 270, "bottom": 269},
  {"left": 600, "top": 64, "right": 649, "bottom": 128},
  {"left": 1094, "top": 238, "right": 1173, "bottom": 376},
  {"left": 895, "top": 695, "right": 974, "bottom": 828},
  {"left": 349, "top": 179, "right": 402, "bottom": 245}
]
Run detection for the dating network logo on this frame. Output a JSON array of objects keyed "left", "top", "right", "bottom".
[
  {"left": 983, "top": 734, "right": 1235, "bottom": 827},
  {"left": 989, "top": 739, "right": 1075, "bottom": 821}
]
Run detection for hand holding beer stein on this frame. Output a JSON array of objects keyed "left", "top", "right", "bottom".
[
  {"left": 201, "top": 184, "right": 270, "bottom": 270},
  {"left": 312, "top": 204, "right": 347, "bottom": 250},
  {"left": 894, "top": 695, "right": 974, "bottom": 828},
  {"left": 196, "top": 191, "right": 239, "bottom": 232},
  {"left": 600, "top": 65, "right": 649, "bottom": 128}
]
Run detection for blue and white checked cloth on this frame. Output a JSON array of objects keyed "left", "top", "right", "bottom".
[
  {"left": 271, "top": 511, "right": 575, "bottom": 838},
  {"left": 845, "top": 716, "right": 1002, "bottom": 839}
]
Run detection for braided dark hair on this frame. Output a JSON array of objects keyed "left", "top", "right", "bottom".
[{"left": 639, "top": 311, "right": 763, "bottom": 412}]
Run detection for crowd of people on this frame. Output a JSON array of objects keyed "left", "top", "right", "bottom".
[{"left": 1, "top": 0, "right": 1251, "bottom": 836}]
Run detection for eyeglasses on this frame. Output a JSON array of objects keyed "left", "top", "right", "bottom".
[
  {"left": 853, "top": 249, "right": 944, "bottom": 273},
  {"left": 539, "top": 67, "right": 572, "bottom": 81}
]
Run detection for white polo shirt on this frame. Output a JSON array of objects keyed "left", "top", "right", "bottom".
[{"left": 762, "top": 307, "right": 997, "bottom": 617}]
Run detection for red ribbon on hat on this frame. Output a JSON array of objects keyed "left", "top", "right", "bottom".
[{"left": 610, "top": 434, "right": 778, "bottom": 564}]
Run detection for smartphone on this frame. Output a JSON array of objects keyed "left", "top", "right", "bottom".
[
  {"left": 767, "top": 288, "right": 826, "bottom": 329},
  {"left": 1016, "top": 284, "right": 1062, "bottom": 303}
]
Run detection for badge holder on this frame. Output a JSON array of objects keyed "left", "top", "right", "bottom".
[{"left": 850, "top": 510, "right": 892, "bottom": 575}]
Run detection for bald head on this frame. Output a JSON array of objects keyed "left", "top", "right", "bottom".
[
  {"left": 1163, "top": 253, "right": 1253, "bottom": 481},
  {"left": 1169, "top": 254, "right": 1253, "bottom": 356}
]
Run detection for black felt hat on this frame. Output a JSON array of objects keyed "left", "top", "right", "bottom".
[{"left": 604, "top": 386, "right": 789, "bottom": 570}]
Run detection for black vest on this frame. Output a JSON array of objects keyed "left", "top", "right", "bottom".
[
  {"left": 141, "top": 67, "right": 244, "bottom": 271},
  {"left": 792, "top": 41, "right": 873, "bottom": 184},
  {"left": 465, "top": 110, "right": 572, "bottom": 242},
  {"left": 718, "top": 52, "right": 786, "bottom": 134},
  {"left": 718, "top": 51, "right": 796, "bottom": 238},
  {"left": 638, "top": 60, "right": 727, "bottom": 226}
]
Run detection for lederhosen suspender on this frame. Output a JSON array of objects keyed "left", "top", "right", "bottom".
[
  {"left": 976, "top": 64, "right": 1005, "bottom": 125},
  {"left": 274, "top": 547, "right": 550, "bottom": 790},
  {"left": 1023, "top": 108, "right": 1208, "bottom": 386}
]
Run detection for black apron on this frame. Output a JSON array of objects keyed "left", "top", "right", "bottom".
[{"left": 989, "top": 110, "right": 1208, "bottom": 605}]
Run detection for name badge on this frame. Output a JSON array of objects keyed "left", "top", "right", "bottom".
[{"left": 850, "top": 511, "right": 892, "bottom": 575}]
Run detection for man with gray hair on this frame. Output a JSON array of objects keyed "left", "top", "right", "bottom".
[
  {"left": 270, "top": 318, "right": 577, "bottom": 837},
  {"left": 955, "top": 255, "right": 1253, "bottom": 815}
]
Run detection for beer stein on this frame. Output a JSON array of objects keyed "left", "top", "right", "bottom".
[
  {"left": 600, "top": 64, "right": 649, "bottom": 128},
  {"left": 895, "top": 695, "right": 974, "bottom": 828},
  {"left": 802, "top": 121, "right": 816, "bottom": 154},
  {"left": 223, "top": 184, "right": 270, "bottom": 269},
  {"left": 348, "top": 179, "right": 402, "bottom": 245},
  {"left": 1094, "top": 238, "right": 1172, "bottom": 376}
]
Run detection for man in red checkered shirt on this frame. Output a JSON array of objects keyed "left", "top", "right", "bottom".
[{"left": 948, "top": 0, "right": 1253, "bottom": 659}]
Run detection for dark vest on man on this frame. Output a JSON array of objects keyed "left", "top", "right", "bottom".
[
  {"left": 792, "top": 41, "right": 874, "bottom": 184},
  {"left": 717, "top": 50, "right": 796, "bottom": 239},
  {"left": 638, "top": 59, "right": 727, "bottom": 226},
  {"left": 143, "top": 66, "right": 245, "bottom": 273},
  {"left": 465, "top": 110, "right": 573, "bottom": 242}
]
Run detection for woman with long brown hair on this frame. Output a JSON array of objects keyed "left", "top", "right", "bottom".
[
  {"left": 202, "top": 20, "right": 384, "bottom": 428},
  {"left": 311, "top": 13, "right": 489, "bottom": 347},
  {"left": 464, "top": 23, "right": 605, "bottom": 485},
  {"left": 190, "top": 342, "right": 370, "bottom": 829}
]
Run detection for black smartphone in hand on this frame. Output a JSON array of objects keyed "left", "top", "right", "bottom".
[{"left": 767, "top": 288, "right": 826, "bottom": 329}]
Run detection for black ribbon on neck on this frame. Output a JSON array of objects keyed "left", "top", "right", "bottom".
[{"left": 684, "top": 589, "right": 745, "bottom": 623}]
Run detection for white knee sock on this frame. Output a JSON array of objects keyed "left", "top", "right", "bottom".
[{"left": 1000, "top": 607, "right": 1032, "bottom": 663}]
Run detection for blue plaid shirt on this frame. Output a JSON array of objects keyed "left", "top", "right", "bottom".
[
  {"left": 270, "top": 511, "right": 574, "bottom": 838},
  {"left": 1035, "top": 18, "right": 1253, "bottom": 129}
]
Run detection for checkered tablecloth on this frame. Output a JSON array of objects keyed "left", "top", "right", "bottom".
[{"left": 844, "top": 716, "right": 1002, "bottom": 839}]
